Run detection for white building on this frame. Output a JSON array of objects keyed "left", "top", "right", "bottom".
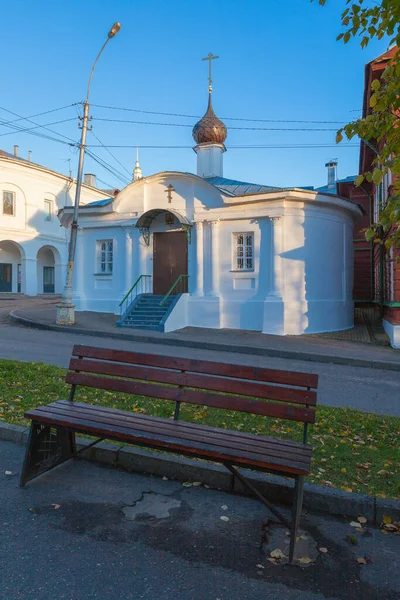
[
  {"left": 59, "top": 92, "right": 363, "bottom": 336},
  {"left": 0, "top": 147, "right": 110, "bottom": 295}
]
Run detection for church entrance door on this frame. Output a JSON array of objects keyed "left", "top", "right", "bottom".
[
  {"left": 153, "top": 231, "right": 188, "bottom": 295},
  {"left": 0, "top": 263, "right": 12, "bottom": 292}
]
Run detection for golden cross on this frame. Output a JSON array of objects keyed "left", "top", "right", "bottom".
[
  {"left": 165, "top": 184, "right": 175, "bottom": 203},
  {"left": 201, "top": 52, "right": 219, "bottom": 92}
]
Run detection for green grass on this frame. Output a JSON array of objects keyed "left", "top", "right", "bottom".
[{"left": 1, "top": 359, "right": 399, "bottom": 499}]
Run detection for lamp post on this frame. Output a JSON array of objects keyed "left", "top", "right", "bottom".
[{"left": 56, "top": 22, "right": 121, "bottom": 325}]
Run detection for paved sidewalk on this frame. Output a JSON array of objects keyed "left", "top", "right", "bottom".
[
  {"left": 10, "top": 304, "right": 400, "bottom": 370},
  {"left": 2, "top": 440, "right": 400, "bottom": 600}
]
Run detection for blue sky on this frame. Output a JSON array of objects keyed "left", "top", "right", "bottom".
[{"left": 0, "top": 0, "right": 389, "bottom": 191}]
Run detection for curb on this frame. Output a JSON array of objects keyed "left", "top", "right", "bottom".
[
  {"left": 9, "top": 309, "right": 400, "bottom": 372},
  {"left": 2, "top": 421, "right": 399, "bottom": 524}
]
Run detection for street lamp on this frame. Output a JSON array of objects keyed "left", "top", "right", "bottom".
[{"left": 56, "top": 22, "right": 121, "bottom": 325}]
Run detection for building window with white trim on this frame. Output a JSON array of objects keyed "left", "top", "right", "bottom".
[
  {"left": 97, "top": 239, "right": 113, "bottom": 274},
  {"left": 3, "top": 191, "right": 15, "bottom": 215},
  {"left": 44, "top": 199, "right": 52, "bottom": 221},
  {"left": 233, "top": 232, "right": 254, "bottom": 271}
]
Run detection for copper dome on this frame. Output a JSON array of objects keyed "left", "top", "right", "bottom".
[{"left": 192, "top": 94, "right": 227, "bottom": 145}]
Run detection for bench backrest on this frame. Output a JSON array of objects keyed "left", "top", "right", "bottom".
[{"left": 67, "top": 345, "right": 318, "bottom": 436}]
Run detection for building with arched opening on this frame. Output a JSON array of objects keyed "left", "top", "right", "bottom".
[
  {"left": 0, "top": 147, "right": 110, "bottom": 295},
  {"left": 59, "top": 89, "right": 363, "bottom": 337}
]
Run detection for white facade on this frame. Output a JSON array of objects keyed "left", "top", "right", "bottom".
[
  {"left": 0, "top": 152, "right": 110, "bottom": 295},
  {"left": 59, "top": 171, "right": 362, "bottom": 336}
]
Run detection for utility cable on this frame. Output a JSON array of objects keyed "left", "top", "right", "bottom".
[
  {"left": 89, "top": 130, "right": 132, "bottom": 178},
  {"left": 93, "top": 117, "right": 339, "bottom": 132},
  {"left": 91, "top": 103, "right": 347, "bottom": 125},
  {"left": 0, "top": 105, "right": 77, "bottom": 144}
]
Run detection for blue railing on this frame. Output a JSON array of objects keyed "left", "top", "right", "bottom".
[{"left": 119, "top": 275, "right": 151, "bottom": 316}]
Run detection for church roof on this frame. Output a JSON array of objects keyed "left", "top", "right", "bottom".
[
  {"left": 316, "top": 175, "right": 356, "bottom": 195},
  {"left": 206, "top": 176, "right": 314, "bottom": 197}
]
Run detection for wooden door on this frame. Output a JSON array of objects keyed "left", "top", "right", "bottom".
[
  {"left": 43, "top": 266, "right": 55, "bottom": 293},
  {"left": 153, "top": 232, "right": 188, "bottom": 295},
  {"left": 0, "top": 264, "right": 12, "bottom": 292}
]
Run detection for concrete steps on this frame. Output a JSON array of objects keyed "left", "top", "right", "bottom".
[{"left": 117, "top": 294, "right": 176, "bottom": 331}]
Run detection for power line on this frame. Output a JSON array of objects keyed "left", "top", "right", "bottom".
[
  {"left": 93, "top": 117, "right": 339, "bottom": 132},
  {"left": 0, "top": 105, "right": 77, "bottom": 146},
  {"left": 0, "top": 117, "right": 77, "bottom": 138},
  {"left": 85, "top": 143, "right": 358, "bottom": 149},
  {"left": 89, "top": 130, "right": 132, "bottom": 178},
  {"left": 91, "top": 103, "right": 347, "bottom": 125},
  {"left": 0, "top": 104, "right": 77, "bottom": 127},
  {"left": 85, "top": 148, "right": 131, "bottom": 186}
]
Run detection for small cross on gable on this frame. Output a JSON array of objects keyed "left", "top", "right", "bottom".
[{"left": 165, "top": 184, "right": 175, "bottom": 204}]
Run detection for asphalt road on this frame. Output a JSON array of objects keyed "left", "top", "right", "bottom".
[
  {"left": 0, "top": 320, "right": 399, "bottom": 416},
  {"left": 1, "top": 441, "right": 399, "bottom": 600}
]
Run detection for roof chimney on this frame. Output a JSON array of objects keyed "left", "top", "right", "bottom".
[
  {"left": 325, "top": 161, "right": 337, "bottom": 191},
  {"left": 84, "top": 173, "right": 96, "bottom": 188},
  {"left": 28, "top": 150, "right": 32, "bottom": 162},
  {"left": 13, "top": 145, "right": 19, "bottom": 158}
]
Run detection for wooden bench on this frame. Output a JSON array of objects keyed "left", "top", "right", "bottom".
[{"left": 20, "top": 344, "right": 318, "bottom": 562}]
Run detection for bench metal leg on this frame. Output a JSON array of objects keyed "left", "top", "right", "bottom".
[
  {"left": 289, "top": 475, "right": 304, "bottom": 563},
  {"left": 20, "top": 421, "right": 75, "bottom": 487}
]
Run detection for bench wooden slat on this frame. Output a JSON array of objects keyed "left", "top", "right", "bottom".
[
  {"left": 68, "top": 358, "right": 317, "bottom": 406},
  {"left": 27, "top": 402, "right": 312, "bottom": 465},
  {"left": 72, "top": 345, "right": 318, "bottom": 389},
  {"left": 25, "top": 406, "right": 311, "bottom": 475},
  {"left": 56, "top": 400, "right": 310, "bottom": 451},
  {"left": 65, "top": 372, "right": 316, "bottom": 423}
]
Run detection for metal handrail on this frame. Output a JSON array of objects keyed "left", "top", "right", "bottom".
[
  {"left": 119, "top": 274, "right": 151, "bottom": 316},
  {"left": 160, "top": 274, "right": 189, "bottom": 307}
]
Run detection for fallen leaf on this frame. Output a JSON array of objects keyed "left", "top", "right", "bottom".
[
  {"left": 270, "top": 549, "right": 285, "bottom": 559},
  {"left": 383, "top": 524, "right": 398, "bottom": 532},
  {"left": 220, "top": 516, "right": 229, "bottom": 522},
  {"left": 357, "top": 517, "right": 367, "bottom": 525},
  {"left": 319, "top": 547, "right": 328, "bottom": 553},
  {"left": 350, "top": 521, "right": 362, "bottom": 529},
  {"left": 162, "top": 476, "right": 168, "bottom": 481},
  {"left": 377, "top": 470, "right": 389, "bottom": 476},
  {"left": 298, "top": 557, "right": 313, "bottom": 564},
  {"left": 52, "top": 504, "right": 60, "bottom": 510},
  {"left": 267, "top": 558, "right": 277, "bottom": 564},
  {"left": 221, "top": 505, "right": 228, "bottom": 511},
  {"left": 192, "top": 481, "right": 202, "bottom": 487},
  {"left": 356, "top": 557, "right": 367, "bottom": 565},
  {"left": 5, "top": 471, "right": 12, "bottom": 475},
  {"left": 182, "top": 482, "right": 193, "bottom": 488},
  {"left": 256, "top": 564, "right": 265, "bottom": 569},
  {"left": 382, "top": 515, "right": 392, "bottom": 524}
]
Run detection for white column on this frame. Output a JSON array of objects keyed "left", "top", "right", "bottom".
[
  {"left": 23, "top": 258, "right": 37, "bottom": 296},
  {"left": 208, "top": 220, "right": 220, "bottom": 296},
  {"left": 193, "top": 221, "right": 204, "bottom": 296},
  {"left": 124, "top": 229, "right": 133, "bottom": 292},
  {"left": 268, "top": 217, "right": 283, "bottom": 298}
]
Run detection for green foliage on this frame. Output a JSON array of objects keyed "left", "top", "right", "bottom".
[
  {"left": 1, "top": 359, "right": 399, "bottom": 499},
  {"left": 313, "top": 0, "right": 400, "bottom": 250}
]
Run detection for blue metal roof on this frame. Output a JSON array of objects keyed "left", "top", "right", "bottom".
[
  {"left": 205, "top": 176, "right": 279, "bottom": 196},
  {"left": 82, "top": 197, "right": 114, "bottom": 207},
  {"left": 205, "top": 176, "right": 315, "bottom": 196},
  {"left": 316, "top": 175, "right": 356, "bottom": 195}
]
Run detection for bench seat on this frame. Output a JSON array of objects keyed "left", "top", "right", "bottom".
[{"left": 25, "top": 400, "right": 312, "bottom": 476}]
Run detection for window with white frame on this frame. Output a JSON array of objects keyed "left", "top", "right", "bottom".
[
  {"left": 233, "top": 232, "right": 254, "bottom": 271},
  {"left": 3, "top": 191, "right": 15, "bottom": 215},
  {"left": 96, "top": 239, "right": 113, "bottom": 274},
  {"left": 44, "top": 199, "right": 52, "bottom": 221}
]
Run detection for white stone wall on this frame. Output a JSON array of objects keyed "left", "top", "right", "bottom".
[{"left": 0, "top": 157, "right": 109, "bottom": 295}]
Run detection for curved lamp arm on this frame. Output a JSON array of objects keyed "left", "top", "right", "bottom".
[{"left": 86, "top": 22, "right": 121, "bottom": 103}]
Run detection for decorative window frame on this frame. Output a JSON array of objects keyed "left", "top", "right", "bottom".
[
  {"left": 232, "top": 232, "right": 254, "bottom": 272},
  {"left": 2, "top": 190, "right": 15, "bottom": 216},
  {"left": 95, "top": 239, "right": 114, "bottom": 275}
]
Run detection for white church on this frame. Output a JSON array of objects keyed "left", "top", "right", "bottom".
[{"left": 58, "top": 85, "right": 363, "bottom": 336}]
